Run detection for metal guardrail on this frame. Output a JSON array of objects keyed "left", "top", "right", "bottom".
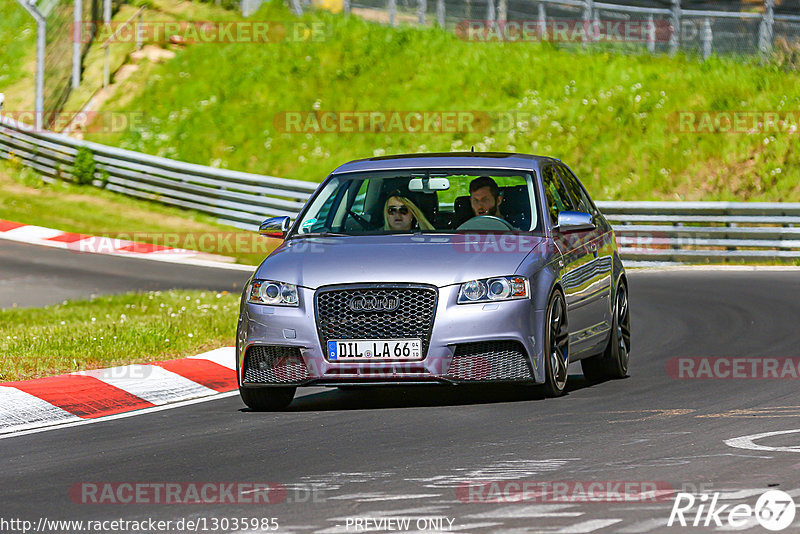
[
  {"left": 1, "top": 117, "right": 797, "bottom": 263},
  {"left": 0, "top": 116, "right": 319, "bottom": 229},
  {"left": 596, "top": 201, "right": 800, "bottom": 263}
]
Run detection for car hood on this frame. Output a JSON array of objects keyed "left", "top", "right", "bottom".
[{"left": 255, "top": 234, "right": 547, "bottom": 289}]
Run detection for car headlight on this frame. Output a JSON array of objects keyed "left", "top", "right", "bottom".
[
  {"left": 247, "top": 280, "right": 299, "bottom": 306},
  {"left": 457, "top": 276, "right": 529, "bottom": 304}
]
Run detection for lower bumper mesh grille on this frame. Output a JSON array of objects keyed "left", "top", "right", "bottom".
[
  {"left": 446, "top": 341, "right": 533, "bottom": 381},
  {"left": 243, "top": 346, "right": 310, "bottom": 384}
]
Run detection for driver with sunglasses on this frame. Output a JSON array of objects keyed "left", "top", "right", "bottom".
[{"left": 383, "top": 191, "right": 435, "bottom": 232}]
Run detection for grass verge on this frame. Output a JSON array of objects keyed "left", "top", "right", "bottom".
[
  {"left": 0, "top": 289, "right": 238, "bottom": 382},
  {"left": 0, "top": 159, "right": 276, "bottom": 265}
]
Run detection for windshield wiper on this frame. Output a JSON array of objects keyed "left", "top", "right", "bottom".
[{"left": 289, "top": 232, "right": 349, "bottom": 238}]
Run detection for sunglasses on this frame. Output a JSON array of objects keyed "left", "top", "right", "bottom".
[{"left": 387, "top": 206, "right": 409, "bottom": 215}]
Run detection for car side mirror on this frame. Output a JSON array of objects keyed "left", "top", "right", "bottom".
[
  {"left": 259, "top": 216, "right": 291, "bottom": 239},
  {"left": 555, "top": 211, "right": 595, "bottom": 233}
]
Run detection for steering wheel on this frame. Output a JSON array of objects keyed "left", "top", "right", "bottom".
[
  {"left": 347, "top": 209, "right": 378, "bottom": 230},
  {"left": 456, "top": 215, "right": 515, "bottom": 232}
]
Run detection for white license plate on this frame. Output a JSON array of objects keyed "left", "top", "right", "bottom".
[{"left": 327, "top": 339, "right": 422, "bottom": 361}]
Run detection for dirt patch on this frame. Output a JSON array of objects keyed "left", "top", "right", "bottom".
[
  {"left": 114, "top": 64, "right": 140, "bottom": 83},
  {"left": 130, "top": 45, "right": 176, "bottom": 63}
]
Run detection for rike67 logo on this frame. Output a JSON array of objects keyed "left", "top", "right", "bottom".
[{"left": 668, "top": 490, "right": 796, "bottom": 531}]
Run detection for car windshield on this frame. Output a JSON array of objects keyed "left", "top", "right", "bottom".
[{"left": 292, "top": 169, "right": 541, "bottom": 237}]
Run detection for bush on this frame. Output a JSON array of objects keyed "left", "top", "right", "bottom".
[{"left": 73, "top": 147, "right": 97, "bottom": 186}]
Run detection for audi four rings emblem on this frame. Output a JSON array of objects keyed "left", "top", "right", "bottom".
[{"left": 348, "top": 295, "right": 400, "bottom": 312}]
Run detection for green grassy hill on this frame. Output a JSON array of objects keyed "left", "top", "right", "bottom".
[{"left": 44, "top": 1, "right": 800, "bottom": 201}]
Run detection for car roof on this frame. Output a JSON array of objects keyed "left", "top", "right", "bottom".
[{"left": 330, "top": 152, "right": 561, "bottom": 175}]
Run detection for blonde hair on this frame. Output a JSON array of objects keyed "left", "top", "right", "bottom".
[{"left": 383, "top": 195, "right": 435, "bottom": 231}]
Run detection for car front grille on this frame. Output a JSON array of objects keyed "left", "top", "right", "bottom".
[
  {"left": 446, "top": 341, "right": 533, "bottom": 381},
  {"left": 315, "top": 284, "right": 438, "bottom": 360},
  {"left": 243, "top": 346, "right": 310, "bottom": 384}
]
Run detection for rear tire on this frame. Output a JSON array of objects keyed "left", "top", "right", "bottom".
[
  {"left": 239, "top": 386, "right": 296, "bottom": 411},
  {"left": 542, "top": 291, "right": 569, "bottom": 397},
  {"left": 581, "top": 280, "right": 630, "bottom": 381}
]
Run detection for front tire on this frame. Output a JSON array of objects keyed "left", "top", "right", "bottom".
[
  {"left": 581, "top": 280, "right": 630, "bottom": 381},
  {"left": 239, "top": 386, "right": 296, "bottom": 411},
  {"left": 542, "top": 291, "right": 569, "bottom": 397}
]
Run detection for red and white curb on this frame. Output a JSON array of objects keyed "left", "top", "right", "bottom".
[
  {"left": 0, "top": 347, "right": 238, "bottom": 436},
  {"left": 0, "top": 219, "right": 254, "bottom": 271}
]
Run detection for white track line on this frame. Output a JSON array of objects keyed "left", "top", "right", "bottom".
[{"left": 629, "top": 265, "right": 800, "bottom": 273}]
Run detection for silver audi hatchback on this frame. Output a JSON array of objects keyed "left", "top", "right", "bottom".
[{"left": 237, "top": 153, "right": 630, "bottom": 410}]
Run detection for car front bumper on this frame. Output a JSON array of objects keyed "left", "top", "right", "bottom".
[{"left": 237, "top": 284, "right": 547, "bottom": 387}]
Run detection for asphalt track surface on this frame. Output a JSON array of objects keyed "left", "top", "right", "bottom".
[
  {"left": 0, "top": 240, "right": 251, "bottom": 308},
  {"left": 2, "top": 243, "right": 800, "bottom": 532}
]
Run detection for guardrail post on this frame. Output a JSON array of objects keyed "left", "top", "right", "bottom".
[
  {"left": 647, "top": 14, "right": 655, "bottom": 53},
  {"left": 418, "top": 0, "right": 426, "bottom": 25},
  {"left": 73, "top": 0, "right": 82, "bottom": 89},
  {"left": 136, "top": 11, "right": 143, "bottom": 51},
  {"left": 702, "top": 17, "right": 712, "bottom": 59},
  {"left": 103, "top": 45, "right": 110, "bottom": 88},
  {"left": 487, "top": 0, "right": 496, "bottom": 24},
  {"left": 388, "top": 0, "right": 396, "bottom": 26},
  {"left": 35, "top": 18, "right": 45, "bottom": 131},
  {"left": 538, "top": 2, "right": 546, "bottom": 40},
  {"left": 343, "top": 0, "right": 350, "bottom": 15},
  {"left": 759, "top": 0, "right": 774, "bottom": 55},
  {"left": 15, "top": 0, "right": 46, "bottom": 130},
  {"left": 498, "top": 0, "right": 507, "bottom": 23},
  {"left": 670, "top": 0, "right": 681, "bottom": 54},
  {"left": 436, "top": 0, "right": 444, "bottom": 27},
  {"left": 583, "top": 0, "right": 594, "bottom": 46}
]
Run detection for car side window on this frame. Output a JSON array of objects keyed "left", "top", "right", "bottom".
[
  {"left": 557, "top": 165, "right": 595, "bottom": 216},
  {"left": 542, "top": 166, "right": 574, "bottom": 226}
]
